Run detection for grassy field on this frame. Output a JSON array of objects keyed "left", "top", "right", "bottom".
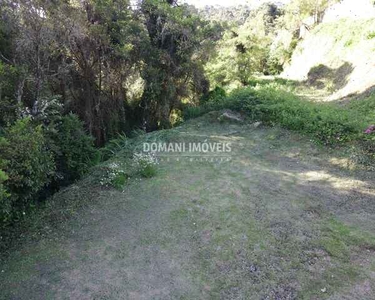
[{"left": 1, "top": 113, "right": 375, "bottom": 299}]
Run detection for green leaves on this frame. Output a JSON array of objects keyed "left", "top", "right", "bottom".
[
  {"left": 140, "top": 0, "right": 212, "bottom": 129},
  {"left": 185, "top": 83, "right": 366, "bottom": 148},
  {"left": 52, "top": 114, "right": 97, "bottom": 181},
  {"left": 0, "top": 118, "right": 55, "bottom": 223}
]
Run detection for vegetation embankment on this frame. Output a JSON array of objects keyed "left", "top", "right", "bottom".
[
  {"left": 0, "top": 0, "right": 212, "bottom": 227},
  {"left": 283, "top": 17, "right": 375, "bottom": 100},
  {"left": 1, "top": 115, "right": 375, "bottom": 299},
  {"left": 184, "top": 81, "right": 375, "bottom": 166}
]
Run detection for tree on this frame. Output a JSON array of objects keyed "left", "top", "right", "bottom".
[
  {"left": 47, "top": 0, "right": 143, "bottom": 145},
  {"left": 139, "top": 0, "right": 211, "bottom": 130},
  {"left": 280, "top": 0, "right": 337, "bottom": 32},
  {"left": 0, "top": 0, "right": 211, "bottom": 141},
  {"left": 205, "top": 3, "right": 283, "bottom": 88}
]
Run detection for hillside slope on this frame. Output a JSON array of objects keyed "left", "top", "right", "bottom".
[
  {"left": 1, "top": 114, "right": 375, "bottom": 299},
  {"left": 283, "top": 18, "right": 375, "bottom": 101}
]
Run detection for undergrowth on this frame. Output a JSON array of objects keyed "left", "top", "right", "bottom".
[
  {"left": 184, "top": 83, "right": 375, "bottom": 165},
  {"left": 0, "top": 128, "right": 174, "bottom": 254}
]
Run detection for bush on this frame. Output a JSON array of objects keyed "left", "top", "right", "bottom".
[
  {"left": 52, "top": 114, "right": 98, "bottom": 182},
  {"left": 100, "top": 133, "right": 129, "bottom": 161},
  {"left": 183, "top": 84, "right": 363, "bottom": 146},
  {"left": 0, "top": 169, "right": 10, "bottom": 224},
  {"left": 28, "top": 97, "right": 98, "bottom": 183},
  {"left": 0, "top": 118, "right": 55, "bottom": 220},
  {"left": 111, "top": 173, "right": 127, "bottom": 189},
  {"left": 244, "top": 86, "right": 360, "bottom": 144},
  {"left": 0, "top": 110, "right": 98, "bottom": 225},
  {"left": 201, "top": 86, "right": 227, "bottom": 104},
  {"left": 182, "top": 105, "right": 210, "bottom": 120}
]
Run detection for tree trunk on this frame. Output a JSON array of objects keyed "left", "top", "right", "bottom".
[{"left": 16, "top": 77, "right": 25, "bottom": 105}]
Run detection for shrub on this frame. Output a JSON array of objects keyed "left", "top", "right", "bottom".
[
  {"left": 183, "top": 105, "right": 210, "bottom": 120},
  {"left": 52, "top": 114, "right": 98, "bottom": 182},
  {"left": 112, "top": 173, "right": 127, "bottom": 189},
  {"left": 367, "top": 31, "right": 375, "bottom": 39},
  {"left": 0, "top": 169, "right": 10, "bottom": 224},
  {"left": 100, "top": 133, "right": 129, "bottom": 161},
  {"left": 0, "top": 109, "right": 98, "bottom": 225},
  {"left": 348, "top": 94, "right": 375, "bottom": 123},
  {"left": 244, "top": 86, "right": 360, "bottom": 144},
  {"left": 201, "top": 86, "right": 227, "bottom": 104},
  {"left": 183, "top": 84, "right": 363, "bottom": 146},
  {"left": 0, "top": 118, "right": 55, "bottom": 219},
  {"left": 352, "top": 132, "right": 375, "bottom": 168},
  {"left": 25, "top": 97, "right": 98, "bottom": 183}
]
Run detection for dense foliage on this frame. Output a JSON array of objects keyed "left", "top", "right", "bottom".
[
  {"left": 0, "top": 0, "right": 214, "bottom": 226},
  {"left": 0, "top": 118, "right": 54, "bottom": 224},
  {"left": 139, "top": 0, "right": 212, "bottom": 129},
  {"left": 0, "top": 0, "right": 212, "bottom": 141},
  {"left": 203, "top": 3, "right": 293, "bottom": 89},
  {"left": 202, "top": 0, "right": 340, "bottom": 90}
]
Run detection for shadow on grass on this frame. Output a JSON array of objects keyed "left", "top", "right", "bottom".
[{"left": 306, "top": 62, "right": 354, "bottom": 91}]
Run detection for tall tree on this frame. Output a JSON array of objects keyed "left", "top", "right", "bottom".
[
  {"left": 139, "top": 0, "right": 210, "bottom": 130},
  {"left": 49, "top": 0, "right": 143, "bottom": 145}
]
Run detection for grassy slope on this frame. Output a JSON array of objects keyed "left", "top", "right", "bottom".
[
  {"left": 1, "top": 113, "right": 375, "bottom": 299},
  {"left": 283, "top": 18, "right": 375, "bottom": 101}
]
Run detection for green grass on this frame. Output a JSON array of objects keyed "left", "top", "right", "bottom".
[
  {"left": 348, "top": 93, "right": 375, "bottom": 122},
  {"left": 367, "top": 31, "right": 375, "bottom": 40},
  {"left": 315, "top": 18, "right": 375, "bottom": 48},
  {"left": 1, "top": 116, "right": 375, "bottom": 299},
  {"left": 184, "top": 82, "right": 375, "bottom": 169},
  {"left": 184, "top": 84, "right": 367, "bottom": 145},
  {"left": 112, "top": 173, "right": 127, "bottom": 189},
  {"left": 321, "top": 218, "right": 375, "bottom": 257}
]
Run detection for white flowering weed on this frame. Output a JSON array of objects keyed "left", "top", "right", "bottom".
[
  {"left": 100, "top": 162, "right": 127, "bottom": 188},
  {"left": 132, "top": 152, "right": 158, "bottom": 178}
]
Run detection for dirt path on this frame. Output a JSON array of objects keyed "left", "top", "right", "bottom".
[{"left": 1, "top": 115, "right": 375, "bottom": 299}]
